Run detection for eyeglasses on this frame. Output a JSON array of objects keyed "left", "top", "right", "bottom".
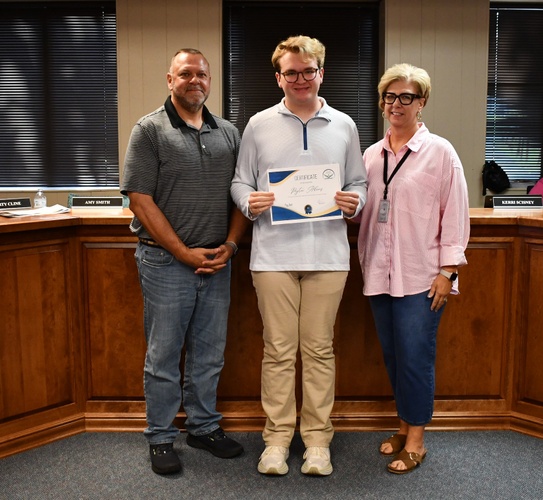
[
  {"left": 280, "top": 68, "right": 320, "bottom": 83},
  {"left": 382, "top": 92, "right": 421, "bottom": 105}
]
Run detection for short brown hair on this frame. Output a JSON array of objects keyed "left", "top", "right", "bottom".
[{"left": 169, "top": 48, "right": 209, "bottom": 72}]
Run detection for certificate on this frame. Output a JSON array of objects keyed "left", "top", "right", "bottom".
[{"left": 268, "top": 163, "right": 342, "bottom": 225}]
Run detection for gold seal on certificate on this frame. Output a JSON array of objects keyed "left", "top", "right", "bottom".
[{"left": 268, "top": 163, "right": 342, "bottom": 225}]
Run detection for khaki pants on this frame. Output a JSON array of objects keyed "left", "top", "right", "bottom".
[{"left": 252, "top": 270, "right": 348, "bottom": 448}]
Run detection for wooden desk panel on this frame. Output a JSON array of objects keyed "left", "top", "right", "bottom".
[
  {"left": 435, "top": 239, "right": 514, "bottom": 399},
  {"left": 0, "top": 240, "right": 75, "bottom": 421},
  {"left": 1, "top": 209, "right": 543, "bottom": 458},
  {"left": 518, "top": 239, "right": 543, "bottom": 410},
  {"left": 220, "top": 248, "right": 264, "bottom": 399},
  {"left": 82, "top": 241, "right": 146, "bottom": 399},
  {"left": 334, "top": 256, "right": 391, "bottom": 400}
]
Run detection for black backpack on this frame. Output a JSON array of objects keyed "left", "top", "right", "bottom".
[{"left": 482, "top": 160, "right": 510, "bottom": 196}]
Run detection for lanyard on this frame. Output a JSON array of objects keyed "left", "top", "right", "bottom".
[{"left": 383, "top": 148, "right": 412, "bottom": 200}]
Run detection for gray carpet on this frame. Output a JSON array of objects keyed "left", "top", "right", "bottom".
[{"left": 0, "top": 430, "right": 542, "bottom": 499}]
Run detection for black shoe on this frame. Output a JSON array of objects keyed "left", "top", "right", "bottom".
[
  {"left": 186, "top": 427, "right": 244, "bottom": 458},
  {"left": 149, "top": 443, "right": 182, "bottom": 474}
]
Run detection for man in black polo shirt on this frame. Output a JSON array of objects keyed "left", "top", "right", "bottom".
[{"left": 121, "top": 48, "right": 247, "bottom": 475}]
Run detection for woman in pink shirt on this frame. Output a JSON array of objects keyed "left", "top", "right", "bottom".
[{"left": 357, "top": 64, "right": 470, "bottom": 474}]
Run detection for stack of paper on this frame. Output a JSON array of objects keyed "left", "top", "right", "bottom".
[{"left": 0, "top": 204, "right": 70, "bottom": 218}]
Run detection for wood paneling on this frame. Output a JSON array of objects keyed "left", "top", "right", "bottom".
[
  {"left": 0, "top": 241, "right": 75, "bottom": 421},
  {"left": 335, "top": 254, "right": 390, "bottom": 399},
  {"left": 518, "top": 240, "right": 543, "bottom": 408},
  {"left": 220, "top": 248, "right": 264, "bottom": 398},
  {"left": 82, "top": 242, "right": 146, "bottom": 399},
  {"left": 116, "top": 0, "right": 223, "bottom": 177},
  {"left": 436, "top": 240, "right": 514, "bottom": 399}
]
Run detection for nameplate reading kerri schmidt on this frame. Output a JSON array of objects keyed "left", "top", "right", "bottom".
[
  {"left": 71, "top": 196, "right": 124, "bottom": 208},
  {"left": 493, "top": 195, "right": 543, "bottom": 209}
]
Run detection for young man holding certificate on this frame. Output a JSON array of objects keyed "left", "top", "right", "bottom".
[{"left": 231, "top": 35, "right": 367, "bottom": 477}]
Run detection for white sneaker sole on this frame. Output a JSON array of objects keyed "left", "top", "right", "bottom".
[
  {"left": 258, "top": 461, "right": 289, "bottom": 475},
  {"left": 301, "top": 463, "right": 333, "bottom": 476}
]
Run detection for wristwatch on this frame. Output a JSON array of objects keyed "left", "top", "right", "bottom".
[{"left": 439, "top": 269, "right": 458, "bottom": 282}]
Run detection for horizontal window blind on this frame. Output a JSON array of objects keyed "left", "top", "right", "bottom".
[
  {"left": 0, "top": 2, "right": 118, "bottom": 189},
  {"left": 486, "top": 4, "right": 543, "bottom": 183},
  {"left": 223, "top": 1, "right": 379, "bottom": 150}
]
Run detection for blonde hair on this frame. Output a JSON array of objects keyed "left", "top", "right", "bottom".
[
  {"left": 377, "top": 63, "right": 431, "bottom": 110},
  {"left": 271, "top": 35, "right": 325, "bottom": 72}
]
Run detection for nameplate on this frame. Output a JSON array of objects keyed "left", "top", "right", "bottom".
[
  {"left": 71, "top": 196, "right": 124, "bottom": 208},
  {"left": 493, "top": 195, "right": 543, "bottom": 209},
  {"left": 0, "top": 197, "right": 32, "bottom": 209}
]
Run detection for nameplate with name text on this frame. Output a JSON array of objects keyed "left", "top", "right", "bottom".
[
  {"left": 493, "top": 195, "right": 543, "bottom": 209},
  {"left": 0, "top": 198, "right": 32, "bottom": 209},
  {"left": 71, "top": 196, "right": 124, "bottom": 208}
]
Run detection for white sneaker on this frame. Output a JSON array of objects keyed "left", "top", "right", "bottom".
[
  {"left": 257, "top": 446, "right": 289, "bottom": 475},
  {"left": 301, "top": 446, "right": 333, "bottom": 476}
]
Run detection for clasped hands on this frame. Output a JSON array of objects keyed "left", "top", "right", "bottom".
[
  {"left": 183, "top": 245, "right": 235, "bottom": 275},
  {"left": 248, "top": 191, "right": 360, "bottom": 218}
]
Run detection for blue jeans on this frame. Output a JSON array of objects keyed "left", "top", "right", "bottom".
[
  {"left": 368, "top": 291, "right": 445, "bottom": 426},
  {"left": 135, "top": 243, "right": 231, "bottom": 445}
]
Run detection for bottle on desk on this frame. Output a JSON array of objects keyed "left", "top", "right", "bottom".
[{"left": 34, "top": 189, "right": 47, "bottom": 208}]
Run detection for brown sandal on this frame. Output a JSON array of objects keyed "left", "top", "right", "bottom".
[
  {"left": 379, "top": 433, "right": 407, "bottom": 456},
  {"left": 387, "top": 449, "right": 427, "bottom": 474}
]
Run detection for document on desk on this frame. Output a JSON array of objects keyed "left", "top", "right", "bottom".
[{"left": 0, "top": 204, "right": 70, "bottom": 218}]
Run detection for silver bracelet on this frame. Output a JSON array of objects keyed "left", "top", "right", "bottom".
[{"left": 224, "top": 240, "right": 238, "bottom": 256}]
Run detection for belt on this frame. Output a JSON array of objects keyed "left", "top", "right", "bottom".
[{"left": 138, "top": 237, "right": 163, "bottom": 249}]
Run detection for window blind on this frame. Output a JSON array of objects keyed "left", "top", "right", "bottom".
[
  {"left": 486, "top": 4, "right": 543, "bottom": 183},
  {"left": 223, "top": 1, "right": 379, "bottom": 151},
  {"left": 0, "top": 2, "right": 118, "bottom": 189}
]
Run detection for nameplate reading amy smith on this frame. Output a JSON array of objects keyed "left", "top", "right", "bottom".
[
  {"left": 268, "top": 163, "right": 342, "bottom": 225},
  {"left": 71, "top": 197, "right": 123, "bottom": 208}
]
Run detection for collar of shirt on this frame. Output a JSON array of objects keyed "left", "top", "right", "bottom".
[
  {"left": 164, "top": 96, "right": 218, "bottom": 130},
  {"left": 277, "top": 97, "right": 332, "bottom": 122},
  {"left": 383, "top": 122, "right": 428, "bottom": 154}
]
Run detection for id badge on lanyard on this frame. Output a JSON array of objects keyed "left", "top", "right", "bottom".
[
  {"left": 378, "top": 199, "right": 390, "bottom": 222},
  {"left": 379, "top": 148, "right": 412, "bottom": 223}
]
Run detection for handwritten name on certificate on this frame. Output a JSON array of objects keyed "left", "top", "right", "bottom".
[{"left": 268, "top": 164, "right": 342, "bottom": 225}]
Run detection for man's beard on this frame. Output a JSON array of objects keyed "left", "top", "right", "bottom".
[{"left": 176, "top": 88, "right": 208, "bottom": 113}]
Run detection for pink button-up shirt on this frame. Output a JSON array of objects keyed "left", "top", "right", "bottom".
[{"left": 358, "top": 123, "right": 470, "bottom": 297}]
